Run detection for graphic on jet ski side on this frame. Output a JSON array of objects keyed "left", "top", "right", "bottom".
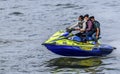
[{"left": 42, "top": 30, "right": 115, "bottom": 56}]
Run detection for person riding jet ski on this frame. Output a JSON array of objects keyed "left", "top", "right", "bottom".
[
  {"left": 90, "top": 16, "right": 101, "bottom": 44},
  {"left": 67, "top": 14, "right": 92, "bottom": 42}
]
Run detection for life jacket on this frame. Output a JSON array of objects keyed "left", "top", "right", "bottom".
[
  {"left": 77, "top": 21, "right": 87, "bottom": 34},
  {"left": 78, "top": 21, "right": 84, "bottom": 29},
  {"left": 86, "top": 20, "right": 94, "bottom": 32},
  {"left": 93, "top": 20, "right": 101, "bottom": 35}
]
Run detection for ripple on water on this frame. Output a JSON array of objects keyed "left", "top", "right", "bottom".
[
  {"left": 0, "top": 0, "right": 7, "bottom": 1},
  {"left": 102, "top": 2, "right": 120, "bottom": 7},
  {"left": 0, "top": 40, "right": 11, "bottom": 47},
  {"left": 9, "top": 12, "right": 24, "bottom": 16},
  {"left": 11, "top": 5, "right": 25, "bottom": 9},
  {"left": 0, "top": 8, "right": 5, "bottom": 10},
  {"left": 55, "top": 3, "right": 80, "bottom": 9}
]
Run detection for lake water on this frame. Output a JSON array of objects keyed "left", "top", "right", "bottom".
[{"left": 0, "top": 0, "right": 120, "bottom": 74}]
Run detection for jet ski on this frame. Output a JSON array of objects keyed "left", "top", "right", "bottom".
[{"left": 42, "top": 30, "right": 115, "bottom": 56}]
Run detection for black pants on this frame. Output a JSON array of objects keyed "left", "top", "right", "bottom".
[{"left": 75, "top": 32, "right": 86, "bottom": 42}]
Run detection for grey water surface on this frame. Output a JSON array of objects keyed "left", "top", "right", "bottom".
[{"left": 0, "top": 0, "right": 120, "bottom": 74}]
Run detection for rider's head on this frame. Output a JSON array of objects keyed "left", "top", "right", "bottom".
[
  {"left": 90, "top": 16, "right": 95, "bottom": 22},
  {"left": 78, "top": 15, "right": 84, "bottom": 21},
  {"left": 84, "top": 14, "right": 89, "bottom": 21}
]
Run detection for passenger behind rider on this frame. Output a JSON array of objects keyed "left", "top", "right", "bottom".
[
  {"left": 90, "top": 16, "right": 100, "bottom": 44},
  {"left": 67, "top": 14, "right": 89, "bottom": 42},
  {"left": 81, "top": 14, "right": 96, "bottom": 42},
  {"left": 85, "top": 15, "right": 94, "bottom": 40},
  {"left": 76, "top": 14, "right": 90, "bottom": 42}
]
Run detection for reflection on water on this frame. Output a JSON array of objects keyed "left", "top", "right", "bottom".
[
  {"left": 47, "top": 57, "right": 102, "bottom": 68},
  {"left": 47, "top": 57, "right": 102, "bottom": 74}
]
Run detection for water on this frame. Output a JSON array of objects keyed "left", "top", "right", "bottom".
[{"left": 0, "top": 0, "right": 120, "bottom": 74}]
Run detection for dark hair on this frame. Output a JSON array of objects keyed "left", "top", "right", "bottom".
[
  {"left": 90, "top": 16, "right": 94, "bottom": 19},
  {"left": 79, "top": 15, "right": 84, "bottom": 20},
  {"left": 84, "top": 14, "right": 89, "bottom": 18}
]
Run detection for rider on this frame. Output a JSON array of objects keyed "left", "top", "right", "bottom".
[
  {"left": 66, "top": 15, "right": 86, "bottom": 41},
  {"left": 68, "top": 14, "right": 90, "bottom": 42},
  {"left": 90, "top": 16, "right": 100, "bottom": 44},
  {"left": 75, "top": 14, "right": 87, "bottom": 37},
  {"left": 68, "top": 15, "right": 85, "bottom": 36},
  {"left": 85, "top": 15, "right": 94, "bottom": 40},
  {"left": 68, "top": 15, "right": 84, "bottom": 30}
]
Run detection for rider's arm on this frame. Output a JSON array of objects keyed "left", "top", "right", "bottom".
[
  {"left": 68, "top": 22, "right": 78, "bottom": 29},
  {"left": 95, "top": 21, "right": 100, "bottom": 39},
  {"left": 96, "top": 28, "right": 100, "bottom": 39},
  {"left": 96, "top": 28, "right": 99, "bottom": 36}
]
